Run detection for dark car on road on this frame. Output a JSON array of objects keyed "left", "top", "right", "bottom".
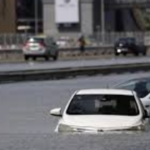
[{"left": 114, "top": 38, "right": 147, "bottom": 56}]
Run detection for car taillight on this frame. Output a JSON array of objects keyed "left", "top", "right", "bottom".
[
  {"left": 24, "top": 42, "right": 29, "bottom": 48},
  {"left": 23, "top": 42, "right": 29, "bottom": 50}
]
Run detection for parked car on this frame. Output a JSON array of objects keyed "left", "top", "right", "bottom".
[
  {"left": 22, "top": 36, "right": 59, "bottom": 61},
  {"left": 114, "top": 37, "right": 147, "bottom": 56},
  {"left": 50, "top": 89, "right": 149, "bottom": 133},
  {"left": 112, "top": 77, "right": 150, "bottom": 108}
]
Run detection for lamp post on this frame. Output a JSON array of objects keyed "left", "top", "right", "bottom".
[
  {"left": 34, "top": 0, "right": 38, "bottom": 35},
  {"left": 101, "top": 0, "right": 105, "bottom": 45},
  {"left": 96, "top": 25, "right": 101, "bottom": 47}
]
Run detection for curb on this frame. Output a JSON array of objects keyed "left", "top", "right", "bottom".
[{"left": 0, "top": 62, "right": 150, "bottom": 84}]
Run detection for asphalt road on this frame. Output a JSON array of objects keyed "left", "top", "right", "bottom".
[
  {"left": 1, "top": 72, "right": 150, "bottom": 150},
  {"left": 0, "top": 56, "right": 150, "bottom": 72}
]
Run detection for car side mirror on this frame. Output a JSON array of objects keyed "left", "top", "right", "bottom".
[
  {"left": 144, "top": 109, "right": 150, "bottom": 119},
  {"left": 50, "top": 108, "right": 62, "bottom": 117}
]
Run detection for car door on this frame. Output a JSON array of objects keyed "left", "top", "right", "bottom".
[
  {"left": 45, "top": 38, "right": 57, "bottom": 55},
  {"left": 136, "top": 94, "right": 150, "bottom": 130}
]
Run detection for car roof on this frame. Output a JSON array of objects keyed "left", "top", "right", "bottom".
[
  {"left": 115, "top": 77, "right": 150, "bottom": 86},
  {"left": 28, "top": 36, "right": 45, "bottom": 40},
  {"left": 117, "top": 37, "right": 135, "bottom": 42},
  {"left": 128, "top": 77, "right": 150, "bottom": 82},
  {"left": 119, "top": 37, "right": 135, "bottom": 40},
  {"left": 27, "top": 36, "right": 55, "bottom": 42},
  {"left": 76, "top": 89, "right": 134, "bottom": 96},
  {"left": 32, "top": 34, "right": 47, "bottom": 38}
]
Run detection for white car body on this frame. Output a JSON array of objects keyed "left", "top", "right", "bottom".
[
  {"left": 112, "top": 78, "right": 150, "bottom": 108},
  {"left": 50, "top": 89, "right": 150, "bottom": 133},
  {"left": 141, "top": 96, "right": 150, "bottom": 109}
]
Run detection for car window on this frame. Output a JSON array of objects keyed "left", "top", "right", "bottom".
[
  {"left": 67, "top": 94, "right": 139, "bottom": 116},
  {"left": 132, "top": 81, "right": 149, "bottom": 98},
  {"left": 118, "top": 39, "right": 127, "bottom": 44},
  {"left": 28, "top": 37, "right": 44, "bottom": 43},
  {"left": 146, "top": 81, "right": 150, "bottom": 92},
  {"left": 126, "top": 38, "right": 135, "bottom": 43},
  {"left": 116, "top": 80, "right": 149, "bottom": 98},
  {"left": 115, "top": 81, "right": 136, "bottom": 90},
  {"left": 118, "top": 38, "right": 135, "bottom": 44},
  {"left": 45, "top": 37, "right": 56, "bottom": 45}
]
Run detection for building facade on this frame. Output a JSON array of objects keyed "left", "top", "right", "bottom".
[
  {"left": 43, "top": 0, "right": 150, "bottom": 36},
  {"left": 0, "top": 0, "right": 43, "bottom": 34},
  {"left": 0, "top": 0, "right": 16, "bottom": 33},
  {"left": 0, "top": 0, "right": 150, "bottom": 35}
]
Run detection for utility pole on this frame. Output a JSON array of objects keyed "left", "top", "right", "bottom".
[
  {"left": 34, "top": 0, "right": 38, "bottom": 35},
  {"left": 96, "top": 25, "right": 101, "bottom": 48},
  {"left": 101, "top": 0, "right": 105, "bottom": 45}
]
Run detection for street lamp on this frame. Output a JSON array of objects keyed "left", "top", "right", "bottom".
[
  {"left": 34, "top": 0, "right": 38, "bottom": 35},
  {"left": 96, "top": 25, "right": 101, "bottom": 47},
  {"left": 101, "top": 0, "right": 105, "bottom": 45}
]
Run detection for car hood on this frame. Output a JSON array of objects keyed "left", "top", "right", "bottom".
[{"left": 58, "top": 115, "right": 143, "bottom": 132}]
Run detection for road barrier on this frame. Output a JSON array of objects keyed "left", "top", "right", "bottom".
[
  {"left": 0, "top": 45, "right": 150, "bottom": 62},
  {"left": 0, "top": 46, "right": 113, "bottom": 62},
  {"left": 0, "top": 62, "right": 150, "bottom": 84}
]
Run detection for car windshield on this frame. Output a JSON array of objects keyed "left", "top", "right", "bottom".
[
  {"left": 118, "top": 38, "right": 127, "bottom": 43},
  {"left": 67, "top": 94, "right": 139, "bottom": 116},
  {"left": 126, "top": 38, "right": 135, "bottom": 43},
  {"left": 28, "top": 37, "right": 44, "bottom": 43},
  {"left": 116, "top": 80, "right": 150, "bottom": 98},
  {"left": 118, "top": 38, "right": 135, "bottom": 43}
]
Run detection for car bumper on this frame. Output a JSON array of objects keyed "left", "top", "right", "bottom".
[
  {"left": 116, "top": 48, "right": 128, "bottom": 53},
  {"left": 56, "top": 123, "right": 147, "bottom": 133},
  {"left": 23, "top": 50, "right": 47, "bottom": 55}
]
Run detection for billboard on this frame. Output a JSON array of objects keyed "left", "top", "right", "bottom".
[{"left": 55, "top": 0, "right": 79, "bottom": 24}]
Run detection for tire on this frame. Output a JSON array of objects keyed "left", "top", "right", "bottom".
[
  {"left": 142, "top": 51, "right": 147, "bottom": 56},
  {"left": 134, "top": 52, "right": 139, "bottom": 56},
  {"left": 115, "top": 52, "right": 119, "bottom": 56},
  {"left": 123, "top": 52, "right": 127, "bottom": 56},
  {"left": 142, "top": 48, "right": 147, "bottom": 56},
  {"left": 32, "top": 56, "right": 37, "bottom": 61},
  {"left": 24, "top": 56, "right": 29, "bottom": 61},
  {"left": 138, "top": 45, "right": 147, "bottom": 56},
  {"left": 44, "top": 56, "right": 49, "bottom": 61},
  {"left": 52, "top": 55, "right": 58, "bottom": 61}
]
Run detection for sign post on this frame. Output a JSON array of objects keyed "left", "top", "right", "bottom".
[
  {"left": 34, "top": 0, "right": 38, "bottom": 35},
  {"left": 101, "top": 0, "right": 105, "bottom": 45}
]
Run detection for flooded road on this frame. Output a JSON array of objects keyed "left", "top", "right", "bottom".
[{"left": 0, "top": 72, "right": 150, "bottom": 150}]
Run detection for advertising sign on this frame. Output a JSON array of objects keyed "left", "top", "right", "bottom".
[{"left": 55, "top": 0, "right": 79, "bottom": 24}]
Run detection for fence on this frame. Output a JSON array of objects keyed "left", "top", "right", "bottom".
[
  {"left": 0, "top": 32, "right": 150, "bottom": 50},
  {"left": 0, "top": 34, "right": 28, "bottom": 50}
]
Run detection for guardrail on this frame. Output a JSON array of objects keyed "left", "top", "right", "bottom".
[
  {"left": 0, "top": 46, "right": 113, "bottom": 62},
  {"left": 0, "top": 61, "right": 150, "bottom": 84},
  {"left": 0, "top": 44, "right": 150, "bottom": 62},
  {"left": 0, "top": 32, "right": 150, "bottom": 49},
  {"left": 0, "top": 32, "right": 150, "bottom": 62}
]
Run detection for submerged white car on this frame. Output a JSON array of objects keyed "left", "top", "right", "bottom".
[
  {"left": 50, "top": 89, "right": 150, "bottom": 133},
  {"left": 113, "top": 77, "right": 150, "bottom": 108}
]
